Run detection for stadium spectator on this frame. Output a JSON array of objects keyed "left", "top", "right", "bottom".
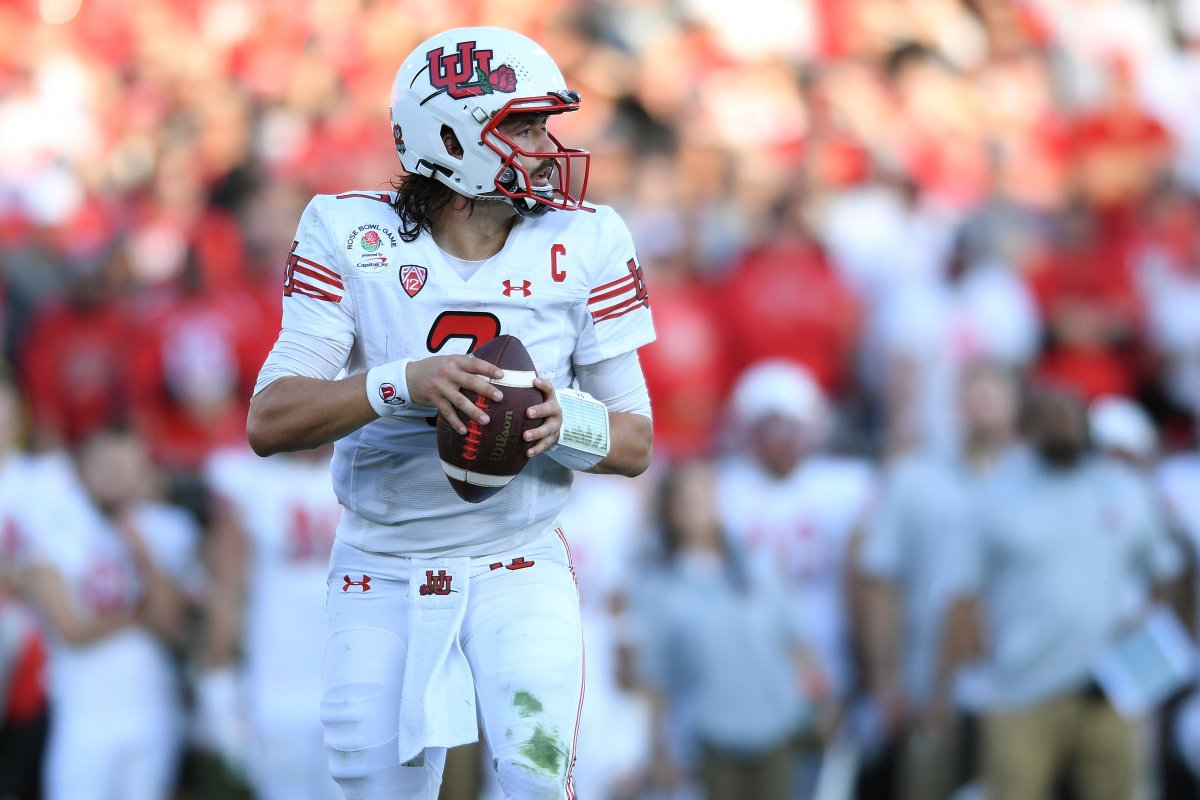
[
  {"left": 638, "top": 458, "right": 809, "bottom": 800},
  {"left": 17, "top": 249, "right": 132, "bottom": 451},
  {"left": 858, "top": 361, "right": 1021, "bottom": 800},
  {"left": 944, "top": 388, "right": 1182, "bottom": 800}
]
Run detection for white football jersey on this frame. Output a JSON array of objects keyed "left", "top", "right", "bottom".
[
  {"left": 31, "top": 496, "right": 199, "bottom": 724},
  {"left": 0, "top": 452, "right": 86, "bottom": 571},
  {"left": 262, "top": 192, "right": 655, "bottom": 556},
  {"left": 716, "top": 454, "right": 875, "bottom": 696},
  {"left": 205, "top": 447, "right": 339, "bottom": 721}
]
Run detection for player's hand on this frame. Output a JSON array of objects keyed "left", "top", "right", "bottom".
[
  {"left": 523, "top": 376, "right": 562, "bottom": 458},
  {"left": 405, "top": 355, "right": 504, "bottom": 435}
]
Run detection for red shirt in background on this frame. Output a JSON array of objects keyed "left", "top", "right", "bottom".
[
  {"left": 639, "top": 278, "right": 728, "bottom": 460},
  {"left": 126, "top": 285, "right": 271, "bottom": 472},
  {"left": 716, "top": 237, "right": 860, "bottom": 396},
  {"left": 20, "top": 297, "right": 133, "bottom": 448}
]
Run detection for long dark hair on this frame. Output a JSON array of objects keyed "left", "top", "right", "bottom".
[
  {"left": 655, "top": 460, "right": 750, "bottom": 592},
  {"left": 389, "top": 172, "right": 458, "bottom": 242}
]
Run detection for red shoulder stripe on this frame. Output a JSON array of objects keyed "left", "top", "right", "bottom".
[
  {"left": 289, "top": 281, "right": 342, "bottom": 303},
  {"left": 587, "top": 277, "right": 636, "bottom": 304}
]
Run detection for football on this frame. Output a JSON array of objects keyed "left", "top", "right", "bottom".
[{"left": 436, "top": 335, "right": 543, "bottom": 503}]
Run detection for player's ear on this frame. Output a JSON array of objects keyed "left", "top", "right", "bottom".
[{"left": 441, "top": 125, "right": 464, "bottom": 159}]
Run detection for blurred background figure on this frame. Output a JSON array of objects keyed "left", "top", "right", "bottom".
[
  {"left": 22, "top": 428, "right": 201, "bottom": 800},
  {"left": 1157, "top": 412, "right": 1200, "bottom": 797},
  {"left": 637, "top": 459, "right": 808, "bottom": 800},
  {"left": 0, "top": 374, "right": 73, "bottom": 800},
  {"left": 715, "top": 359, "right": 874, "bottom": 777},
  {"left": 195, "top": 445, "right": 341, "bottom": 800},
  {"left": 945, "top": 388, "right": 1182, "bottom": 800},
  {"left": 0, "top": 594, "right": 45, "bottom": 800},
  {"left": 554, "top": 471, "right": 655, "bottom": 800},
  {"left": 1091, "top": 395, "right": 1161, "bottom": 470},
  {"left": 858, "top": 360, "right": 1021, "bottom": 800}
]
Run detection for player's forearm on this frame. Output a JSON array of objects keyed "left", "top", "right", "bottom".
[
  {"left": 587, "top": 411, "right": 652, "bottom": 477},
  {"left": 247, "top": 375, "right": 378, "bottom": 456},
  {"left": 28, "top": 568, "right": 131, "bottom": 646},
  {"left": 138, "top": 577, "right": 188, "bottom": 645},
  {"left": 203, "top": 511, "right": 247, "bottom": 667}
]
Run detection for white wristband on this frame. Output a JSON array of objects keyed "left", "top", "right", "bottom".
[
  {"left": 546, "top": 388, "right": 610, "bottom": 471},
  {"left": 366, "top": 359, "right": 415, "bottom": 417}
]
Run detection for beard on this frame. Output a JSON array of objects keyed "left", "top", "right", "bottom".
[{"left": 1037, "top": 438, "right": 1085, "bottom": 469}]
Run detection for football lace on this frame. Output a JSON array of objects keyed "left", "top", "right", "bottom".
[{"left": 462, "top": 395, "right": 491, "bottom": 462}]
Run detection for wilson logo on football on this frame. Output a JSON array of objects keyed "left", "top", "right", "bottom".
[
  {"left": 423, "top": 41, "right": 517, "bottom": 103},
  {"left": 400, "top": 264, "right": 428, "bottom": 298},
  {"left": 342, "top": 575, "right": 372, "bottom": 592}
]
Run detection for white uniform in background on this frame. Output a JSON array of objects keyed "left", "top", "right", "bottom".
[
  {"left": 204, "top": 448, "right": 342, "bottom": 800},
  {"left": 554, "top": 472, "right": 653, "bottom": 800},
  {"left": 31, "top": 492, "right": 199, "bottom": 800},
  {"left": 717, "top": 454, "right": 874, "bottom": 701},
  {"left": 0, "top": 452, "right": 82, "bottom": 571}
]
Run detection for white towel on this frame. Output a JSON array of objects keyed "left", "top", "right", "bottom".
[{"left": 396, "top": 557, "right": 477, "bottom": 765}]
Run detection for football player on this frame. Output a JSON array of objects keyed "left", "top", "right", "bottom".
[
  {"left": 715, "top": 361, "right": 875, "bottom": 743},
  {"left": 196, "top": 446, "right": 342, "bottom": 800},
  {"left": 246, "top": 26, "right": 655, "bottom": 800},
  {"left": 23, "top": 428, "right": 201, "bottom": 800}
]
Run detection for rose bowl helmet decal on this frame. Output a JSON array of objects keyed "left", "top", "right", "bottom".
[{"left": 389, "top": 27, "right": 591, "bottom": 217}]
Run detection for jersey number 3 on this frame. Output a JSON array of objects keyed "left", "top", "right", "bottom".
[{"left": 426, "top": 311, "right": 501, "bottom": 354}]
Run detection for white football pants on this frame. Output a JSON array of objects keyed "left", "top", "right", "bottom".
[{"left": 321, "top": 528, "right": 584, "bottom": 800}]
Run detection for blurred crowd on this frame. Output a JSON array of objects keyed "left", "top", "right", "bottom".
[{"left": 3, "top": 0, "right": 1200, "bottom": 798}]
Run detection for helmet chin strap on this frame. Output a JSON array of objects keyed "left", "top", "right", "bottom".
[
  {"left": 497, "top": 165, "right": 553, "bottom": 218},
  {"left": 512, "top": 189, "right": 553, "bottom": 218}
]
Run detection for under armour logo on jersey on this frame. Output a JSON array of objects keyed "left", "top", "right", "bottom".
[
  {"left": 418, "top": 569, "right": 454, "bottom": 596},
  {"left": 502, "top": 279, "right": 532, "bottom": 297},
  {"left": 343, "top": 574, "right": 372, "bottom": 592},
  {"left": 488, "top": 557, "right": 536, "bottom": 571}
]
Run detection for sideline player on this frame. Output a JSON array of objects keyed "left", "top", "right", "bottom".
[
  {"left": 25, "top": 428, "right": 201, "bottom": 800},
  {"left": 246, "top": 26, "right": 655, "bottom": 800},
  {"left": 196, "top": 446, "right": 341, "bottom": 800},
  {"left": 716, "top": 361, "right": 875, "bottom": 730}
]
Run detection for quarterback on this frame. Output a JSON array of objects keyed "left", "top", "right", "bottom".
[{"left": 246, "top": 26, "right": 655, "bottom": 800}]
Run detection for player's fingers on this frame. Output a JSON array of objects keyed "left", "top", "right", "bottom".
[
  {"left": 445, "top": 387, "right": 490, "bottom": 427},
  {"left": 531, "top": 376, "right": 555, "bottom": 399},
  {"left": 459, "top": 354, "right": 504, "bottom": 380},
  {"left": 458, "top": 371, "right": 504, "bottom": 402},
  {"left": 526, "top": 401, "right": 561, "bottom": 422},
  {"left": 435, "top": 401, "right": 469, "bottom": 436},
  {"left": 524, "top": 423, "right": 560, "bottom": 457}
]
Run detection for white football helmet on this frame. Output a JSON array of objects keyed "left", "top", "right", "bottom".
[{"left": 390, "top": 27, "right": 591, "bottom": 216}]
